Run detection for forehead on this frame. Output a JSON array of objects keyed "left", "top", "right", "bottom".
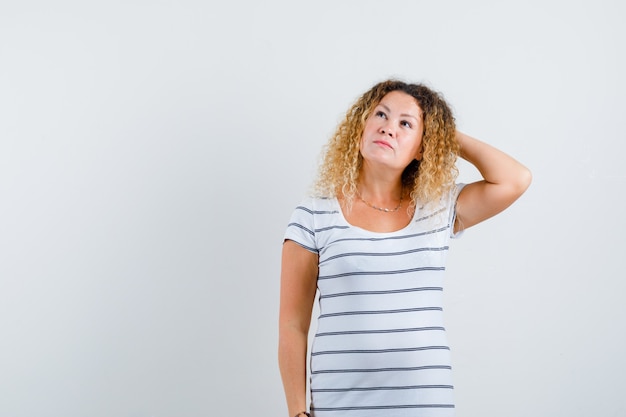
[{"left": 378, "top": 90, "right": 422, "bottom": 114}]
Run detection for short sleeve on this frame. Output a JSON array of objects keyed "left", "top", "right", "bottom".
[
  {"left": 450, "top": 183, "right": 466, "bottom": 239},
  {"left": 283, "top": 198, "right": 319, "bottom": 254}
]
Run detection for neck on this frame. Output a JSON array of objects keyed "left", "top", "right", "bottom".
[
  {"left": 357, "top": 175, "right": 404, "bottom": 216},
  {"left": 358, "top": 167, "right": 404, "bottom": 201}
]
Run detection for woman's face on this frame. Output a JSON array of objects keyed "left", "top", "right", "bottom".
[{"left": 360, "top": 90, "right": 424, "bottom": 172}]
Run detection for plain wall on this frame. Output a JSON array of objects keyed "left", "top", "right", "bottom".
[{"left": 1, "top": 1, "right": 624, "bottom": 416}]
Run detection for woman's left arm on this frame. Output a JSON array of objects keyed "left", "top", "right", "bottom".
[{"left": 454, "top": 131, "right": 532, "bottom": 233}]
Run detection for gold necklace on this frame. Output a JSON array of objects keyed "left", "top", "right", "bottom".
[{"left": 357, "top": 189, "right": 403, "bottom": 213}]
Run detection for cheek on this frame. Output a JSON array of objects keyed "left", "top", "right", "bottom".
[
  {"left": 363, "top": 120, "right": 376, "bottom": 135},
  {"left": 360, "top": 123, "right": 375, "bottom": 145}
]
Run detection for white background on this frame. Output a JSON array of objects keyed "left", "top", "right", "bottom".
[{"left": 1, "top": 1, "right": 624, "bottom": 416}]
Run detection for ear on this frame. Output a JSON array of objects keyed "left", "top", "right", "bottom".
[
  {"left": 415, "top": 130, "right": 425, "bottom": 160},
  {"left": 415, "top": 146, "right": 423, "bottom": 161}
]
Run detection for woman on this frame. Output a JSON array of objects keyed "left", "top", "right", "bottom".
[{"left": 279, "top": 80, "right": 531, "bottom": 417}]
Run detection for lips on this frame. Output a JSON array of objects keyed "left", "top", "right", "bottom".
[{"left": 373, "top": 139, "right": 393, "bottom": 149}]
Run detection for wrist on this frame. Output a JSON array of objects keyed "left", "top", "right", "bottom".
[{"left": 293, "top": 412, "right": 311, "bottom": 417}]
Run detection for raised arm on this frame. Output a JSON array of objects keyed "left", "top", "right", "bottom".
[
  {"left": 454, "top": 131, "right": 532, "bottom": 233},
  {"left": 278, "top": 240, "right": 319, "bottom": 417}
]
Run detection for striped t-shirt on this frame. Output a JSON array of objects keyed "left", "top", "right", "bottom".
[{"left": 284, "top": 185, "right": 463, "bottom": 417}]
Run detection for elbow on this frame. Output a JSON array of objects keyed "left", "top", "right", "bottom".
[
  {"left": 279, "top": 321, "right": 310, "bottom": 349},
  {"left": 509, "top": 166, "right": 532, "bottom": 200},
  {"left": 518, "top": 166, "right": 532, "bottom": 194}
]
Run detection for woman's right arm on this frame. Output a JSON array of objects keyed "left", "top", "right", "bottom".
[{"left": 278, "top": 240, "right": 319, "bottom": 416}]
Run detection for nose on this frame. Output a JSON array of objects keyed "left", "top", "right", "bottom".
[{"left": 380, "top": 123, "right": 395, "bottom": 137}]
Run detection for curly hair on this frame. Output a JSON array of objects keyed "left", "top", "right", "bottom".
[{"left": 314, "top": 79, "right": 460, "bottom": 209}]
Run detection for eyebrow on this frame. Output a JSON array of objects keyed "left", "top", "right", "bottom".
[{"left": 378, "top": 103, "right": 420, "bottom": 121}]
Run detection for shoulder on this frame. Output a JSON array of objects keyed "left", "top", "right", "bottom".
[
  {"left": 286, "top": 195, "right": 340, "bottom": 231},
  {"left": 413, "top": 184, "right": 465, "bottom": 235},
  {"left": 293, "top": 195, "right": 339, "bottom": 214},
  {"left": 285, "top": 196, "right": 340, "bottom": 253},
  {"left": 417, "top": 183, "right": 464, "bottom": 214}
]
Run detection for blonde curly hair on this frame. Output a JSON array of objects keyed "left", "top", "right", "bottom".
[{"left": 314, "top": 79, "right": 460, "bottom": 209}]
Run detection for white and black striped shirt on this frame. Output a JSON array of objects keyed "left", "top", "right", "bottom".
[{"left": 284, "top": 185, "right": 464, "bottom": 417}]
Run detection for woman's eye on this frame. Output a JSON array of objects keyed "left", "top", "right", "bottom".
[
  {"left": 375, "top": 111, "right": 386, "bottom": 118},
  {"left": 401, "top": 120, "right": 412, "bottom": 128}
]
